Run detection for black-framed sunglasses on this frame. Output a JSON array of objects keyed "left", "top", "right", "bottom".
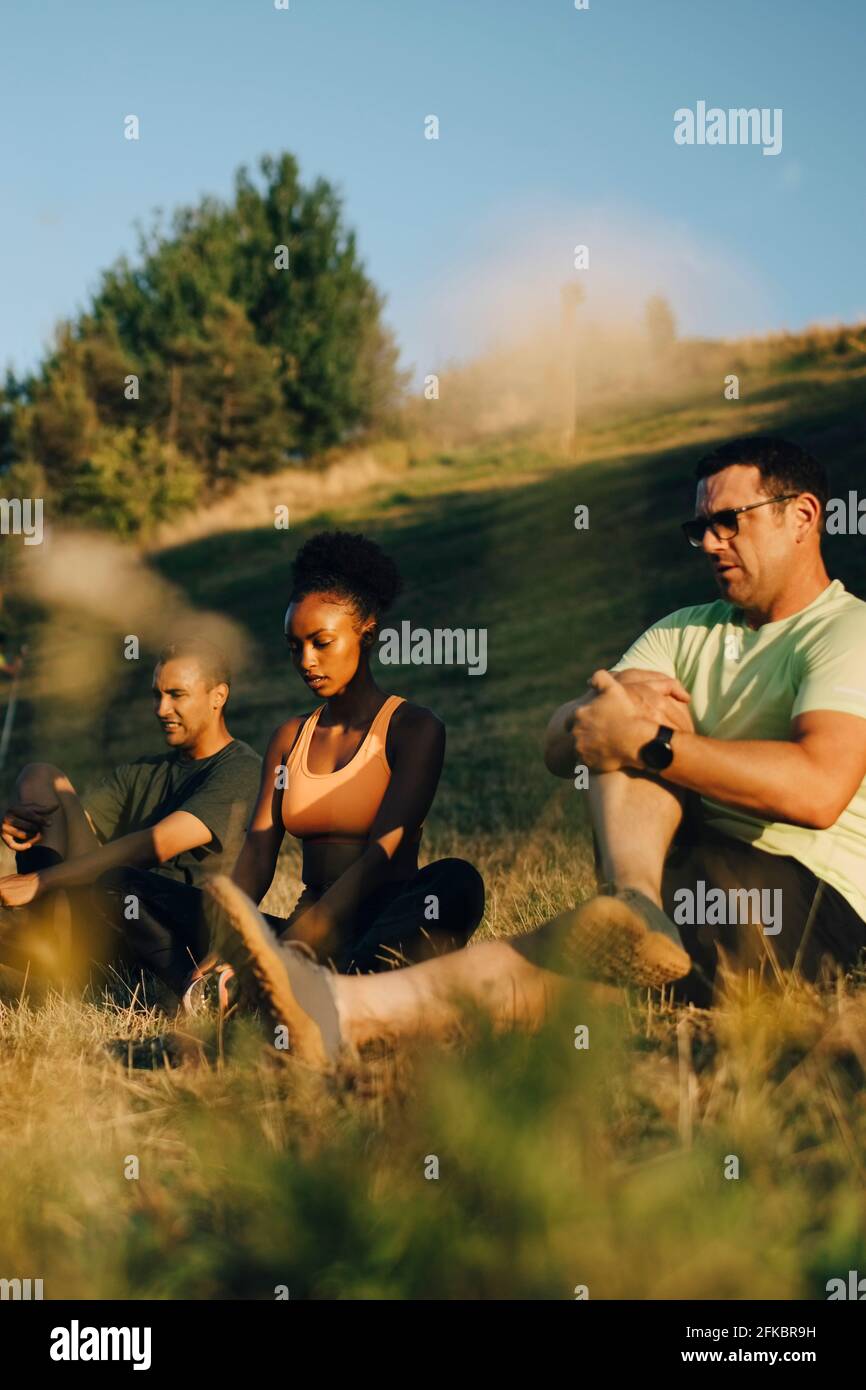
[{"left": 681, "top": 494, "right": 798, "bottom": 548}]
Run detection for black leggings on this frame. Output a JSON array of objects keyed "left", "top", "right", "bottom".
[
  {"left": 274, "top": 857, "right": 485, "bottom": 974},
  {"left": 103, "top": 857, "right": 484, "bottom": 991},
  {"left": 9, "top": 847, "right": 211, "bottom": 995},
  {"left": 11, "top": 849, "right": 484, "bottom": 996}
]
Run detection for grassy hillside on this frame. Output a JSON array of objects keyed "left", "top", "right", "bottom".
[{"left": 1, "top": 340, "right": 865, "bottom": 1298}]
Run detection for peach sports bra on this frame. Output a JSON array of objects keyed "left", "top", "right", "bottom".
[{"left": 282, "top": 694, "right": 413, "bottom": 842}]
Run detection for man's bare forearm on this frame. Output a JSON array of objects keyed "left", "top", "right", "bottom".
[
  {"left": 37, "top": 829, "right": 161, "bottom": 892},
  {"left": 545, "top": 669, "right": 692, "bottom": 779},
  {"left": 632, "top": 720, "right": 836, "bottom": 829}
]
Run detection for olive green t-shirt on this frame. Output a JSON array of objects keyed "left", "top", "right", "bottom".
[
  {"left": 83, "top": 739, "right": 262, "bottom": 887},
  {"left": 611, "top": 579, "right": 866, "bottom": 924}
]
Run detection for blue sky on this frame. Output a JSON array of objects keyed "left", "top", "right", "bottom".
[{"left": 2, "top": 0, "right": 864, "bottom": 383}]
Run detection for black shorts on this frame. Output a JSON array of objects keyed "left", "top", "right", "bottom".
[{"left": 663, "top": 801, "right": 866, "bottom": 1005}]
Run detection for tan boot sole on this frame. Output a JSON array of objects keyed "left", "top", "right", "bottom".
[
  {"left": 557, "top": 896, "right": 691, "bottom": 988},
  {"left": 204, "top": 876, "right": 336, "bottom": 1071}
]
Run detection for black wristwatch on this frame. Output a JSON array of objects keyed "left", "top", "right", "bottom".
[{"left": 639, "top": 724, "right": 675, "bottom": 771}]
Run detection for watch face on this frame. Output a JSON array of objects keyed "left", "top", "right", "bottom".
[{"left": 642, "top": 737, "right": 674, "bottom": 771}]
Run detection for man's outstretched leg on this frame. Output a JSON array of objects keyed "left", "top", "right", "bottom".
[{"left": 204, "top": 878, "right": 688, "bottom": 1071}]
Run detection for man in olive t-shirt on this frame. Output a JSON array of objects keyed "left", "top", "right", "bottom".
[
  {"left": 544, "top": 436, "right": 866, "bottom": 1000},
  {"left": 84, "top": 739, "right": 260, "bottom": 891},
  {"left": 0, "top": 638, "right": 261, "bottom": 996}
]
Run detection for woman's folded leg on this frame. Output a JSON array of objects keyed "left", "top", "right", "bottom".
[{"left": 336, "top": 857, "right": 485, "bottom": 973}]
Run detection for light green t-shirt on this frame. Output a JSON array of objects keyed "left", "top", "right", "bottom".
[{"left": 611, "top": 579, "right": 866, "bottom": 924}]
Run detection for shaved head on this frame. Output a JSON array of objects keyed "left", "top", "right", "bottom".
[{"left": 156, "top": 639, "right": 230, "bottom": 692}]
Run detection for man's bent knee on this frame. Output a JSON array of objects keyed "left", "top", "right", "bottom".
[{"left": 16, "top": 762, "right": 69, "bottom": 798}]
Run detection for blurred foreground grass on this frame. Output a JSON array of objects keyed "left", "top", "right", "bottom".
[{"left": 2, "top": 959, "right": 866, "bottom": 1298}]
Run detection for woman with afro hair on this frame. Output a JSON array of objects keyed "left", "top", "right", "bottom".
[{"left": 226, "top": 530, "right": 484, "bottom": 975}]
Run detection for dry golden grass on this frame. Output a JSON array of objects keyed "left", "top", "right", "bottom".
[{"left": 0, "top": 826, "right": 864, "bottom": 1299}]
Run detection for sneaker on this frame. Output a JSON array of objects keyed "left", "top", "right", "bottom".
[
  {"left": 204, "top": 875, "right": 351, "bottom": 1072},
  {"left": 181, "top": 962, "right": 237, "bottom": 1018},
  {"left": 599, "top": 885, "right": 713, "bottom": 992},
  {"left": 557, "top": 894, "right": 692, "bottom": 988},
  {"left": 599, "top": 885, "right": 687, "bottom": 952}
]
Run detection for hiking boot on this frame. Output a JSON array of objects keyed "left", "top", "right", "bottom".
[{"left": 204, "top": 875, "right": 352, "bottom": 1072}]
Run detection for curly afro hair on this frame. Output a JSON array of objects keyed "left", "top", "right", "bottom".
[{"left": 289, "top": 530, "right": 403, "bottom": 622}]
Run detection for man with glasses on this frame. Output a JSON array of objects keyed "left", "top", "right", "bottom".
[{"left": 541, "top": 434, "right": 866, "bottom": 1000}]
